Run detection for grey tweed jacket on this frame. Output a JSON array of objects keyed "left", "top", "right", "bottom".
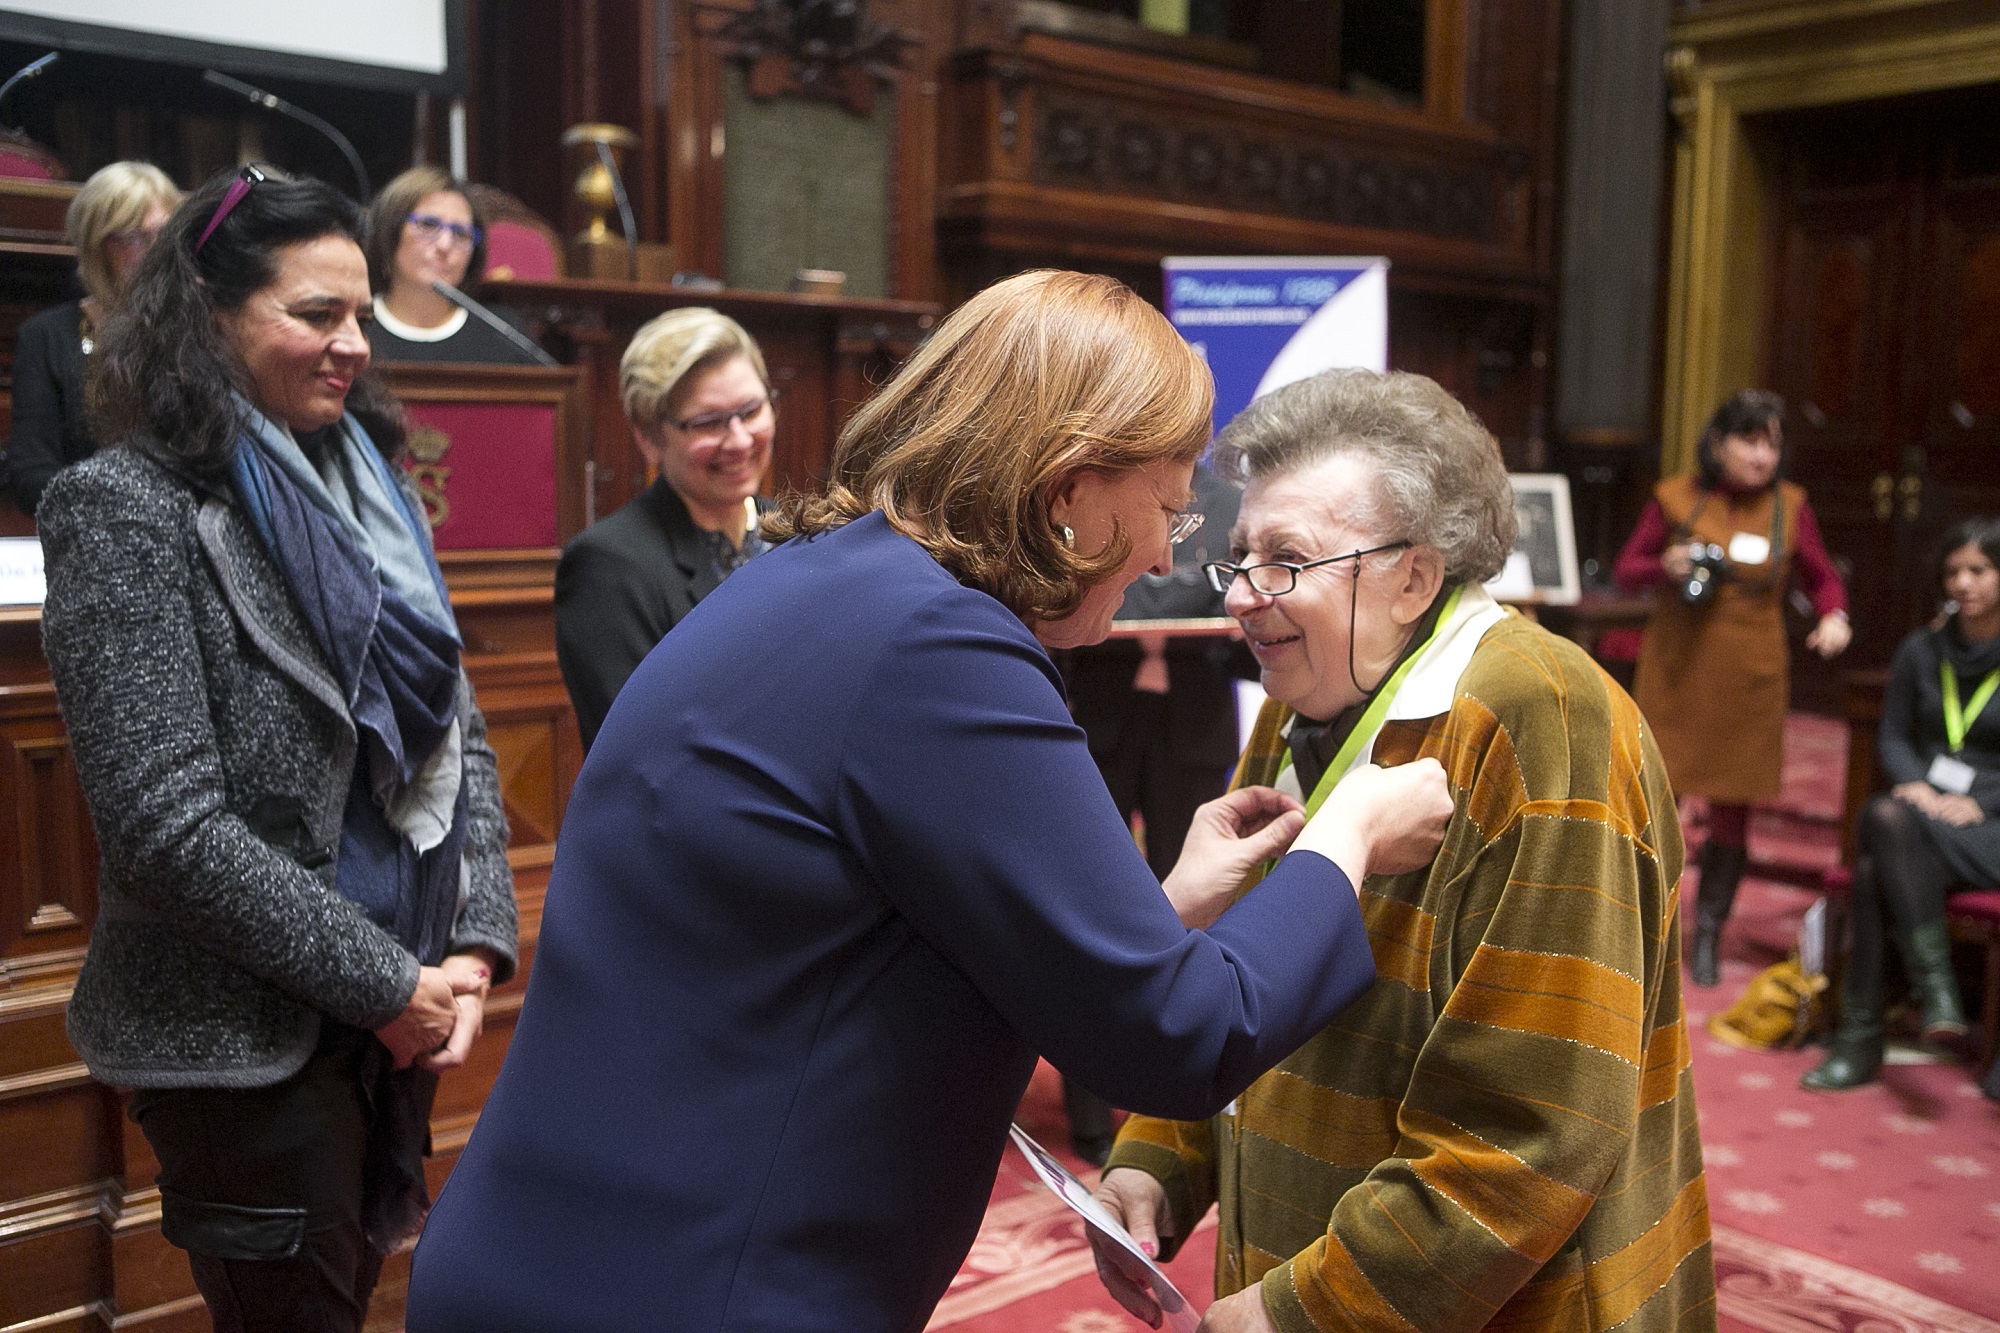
[{"left": 37, "top": 446, "right": 517, "bottom": 1089}]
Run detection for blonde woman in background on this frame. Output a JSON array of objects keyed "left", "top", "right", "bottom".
[
  {"left": 3, "top": 160, "right": 179, "bottom": 515},
  {"left": 554, "top": 306, "right": 775, "bottom": 748}
]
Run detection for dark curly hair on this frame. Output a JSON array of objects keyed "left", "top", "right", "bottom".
[
  {"left": 1695, "top": 389, "right": 1786, "bottom": 490},
  {"left": 89, "top": 164, "right": 404, "bottom": 475}
]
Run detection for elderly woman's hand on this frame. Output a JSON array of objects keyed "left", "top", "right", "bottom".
[
  {"left": 1162, "top": 787, "right": 1306, "bottom": 928},
  {"left": 1291, "top": 758, "right": 1454, "bottom": 887},
  {"left": 375, "top": 966, "right": 459, "bottom": 1070}
]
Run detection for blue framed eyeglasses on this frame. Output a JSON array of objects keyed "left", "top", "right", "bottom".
[{"left": 407, "top": 212, "right": 483, "bottom": 248}]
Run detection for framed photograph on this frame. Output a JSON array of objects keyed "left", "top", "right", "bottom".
[{"left": 1485, "top": 473, "right": 1581, "bottom": 606}]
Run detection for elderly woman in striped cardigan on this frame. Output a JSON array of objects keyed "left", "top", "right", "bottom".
[{"left": 1090, "top": 368, "right": 1715, "bottom": 1333}]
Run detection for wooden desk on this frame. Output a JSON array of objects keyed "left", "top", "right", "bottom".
[{"left": 484, "top": 276, "right": 938, "bottom": 520}]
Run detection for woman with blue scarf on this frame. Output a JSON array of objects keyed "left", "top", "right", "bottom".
[{"left": 36, "top": 165, "right": 517, "bottom": 1333}]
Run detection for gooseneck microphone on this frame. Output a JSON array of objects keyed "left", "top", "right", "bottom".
[
  {"left": 594, "top": 139, "right": 639, "bottom": 281},
  {"left": 203, "top": 69, "right": 370, "bottom": 199},
  {"left": 430, "top": 280, "right": 560, "bottom": 368},
  {"left": 0, "top": 53, "right": 58, "bottom": 133}
]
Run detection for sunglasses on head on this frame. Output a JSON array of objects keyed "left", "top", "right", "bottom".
[{"left": 194, "top": 163, "right": 269, "bottom": 253}]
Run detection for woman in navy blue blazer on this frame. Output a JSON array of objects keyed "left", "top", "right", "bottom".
[{"left": 408, "top": 270, "right": 1452, "bottom": 1333}]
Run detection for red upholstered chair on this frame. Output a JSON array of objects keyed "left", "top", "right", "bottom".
[
  {"left": 0, "top": 132, "right": 64, "bottom": 180},
  {"left": 1948, "top": 891, "right": 2000, "bottom": 1076},
  {"left": 464, "top": 183, "right": 561, "bottom": 282}
]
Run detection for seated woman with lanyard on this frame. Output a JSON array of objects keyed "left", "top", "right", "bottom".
[{"left": 1805, "top": 517, "right": 2000, "bottom": 1092}]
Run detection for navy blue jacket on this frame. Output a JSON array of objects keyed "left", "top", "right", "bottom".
[{"left": 407, "top": 511, "right": 1376, "bottom": 1332}]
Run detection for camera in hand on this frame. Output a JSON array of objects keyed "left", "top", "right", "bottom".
[{"left": 1679, "top": 543, "right": 1728, "bottom": 605}]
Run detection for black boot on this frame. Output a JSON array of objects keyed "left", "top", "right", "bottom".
[
  {"left": 1062, "top": 1077, "right": 1115, "bottom": 1168},
  {"left": 1691, "top": 842, "right": 1747, "bottom": 988},
  {"left": 1803, "top": 937, "right": 1886, "bottom": 1091},
  {"left": 1896, "top": 918, "right": 1969, "bottom": 1046},
  {"left": 1801, "top": 1012, "right": 1885, "bottom": 1090}
]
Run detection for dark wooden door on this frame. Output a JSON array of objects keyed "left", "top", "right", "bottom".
[{"left": 1759, "top": 87, "right": 2000, "bottom": 706}]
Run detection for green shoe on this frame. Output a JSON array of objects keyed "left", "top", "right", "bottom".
[
  {"left": 1900, "top": 919, "right": 1969, "bottom": 1044},
  {"left": 1808, "top": 1040, "right": 1880, "bottom": 1088}
]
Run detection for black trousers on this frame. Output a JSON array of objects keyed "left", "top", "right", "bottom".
[
  {"left": 129, "top": 1024, "right": 419, "bottom": 1333},
  {"left": 1095, "top": 691, "right": 1233, "bottom": 880}
]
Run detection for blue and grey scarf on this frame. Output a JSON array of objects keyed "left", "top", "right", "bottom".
[{"left": 227, "top": 397, "right": 468, "bottom": 1249}]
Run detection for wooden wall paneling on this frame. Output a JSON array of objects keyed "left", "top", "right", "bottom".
[
  {"left": 663, "top": 0, "right": 942, "bottom": 301},
  {"left": 939, "top": 32, "right": 1548, "bottom": 285}
]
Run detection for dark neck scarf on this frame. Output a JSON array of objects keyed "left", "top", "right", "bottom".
[
  {"left": 1288, "top": 588, "right": 1452, "bottom": 798},
  {"left": 1942, "top": 616, "right": 2000, "bottom": 681}
]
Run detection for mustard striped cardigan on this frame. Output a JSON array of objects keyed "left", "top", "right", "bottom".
[{"left": 1108, "top": 611, "right": 1715, "bottom": 1333}]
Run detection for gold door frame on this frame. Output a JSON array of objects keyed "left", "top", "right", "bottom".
[{"left": 1661, "top": 0, "right": 2000, "bottom": 475}]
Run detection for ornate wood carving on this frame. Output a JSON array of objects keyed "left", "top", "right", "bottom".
[
  {"left": 1031, "top": 90, "right": 1497, "bottom": 242},
  {"left": 721, "top": 0, "right": 916, "bottom": 115}
]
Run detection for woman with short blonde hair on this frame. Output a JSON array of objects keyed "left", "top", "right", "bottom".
[
  {"left": 411, "top": 268, "right": 1454, "bottom": 1332},
  {"left": 555, "top": 306, "right": 778, "bottom": 747},
  {"left": 619, "top": 306, "right": 771, "bottom": 430},
  {"left": 3, "top": 160, "right": 180, "bottom": 515}
]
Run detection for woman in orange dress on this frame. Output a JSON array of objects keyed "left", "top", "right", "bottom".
[{"left": 1615, "top": 390, "right": 1850, "bottom": 986}]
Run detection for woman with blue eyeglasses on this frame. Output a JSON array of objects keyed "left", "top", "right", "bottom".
[{"left": 363, "top": 166, "right": 540, "bottom": 365}]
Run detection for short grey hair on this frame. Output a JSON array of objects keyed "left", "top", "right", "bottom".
[{"left": 1212, "top": 368, "right": 1517, "bottom": 584}]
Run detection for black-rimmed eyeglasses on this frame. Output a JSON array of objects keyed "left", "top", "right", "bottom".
[
  {"left": 1202, "top": 540, "right": 1412, "bottom": 595},
  {"left": 671, "top": 391, "right": 779, "bottom": 442}
]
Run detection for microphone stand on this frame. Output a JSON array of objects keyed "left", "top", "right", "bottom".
[
  {"left": 0, "top": 53, "right": 58, "bottom": 134},
  {"left": 203, "top": 69, "right": 370, "bottom": 199},
  {"left": 430, "top": 280, "right": 560, "bottom": 368},
  {"left": 594, "top": 139, "right": 639, "bottom": 281}
]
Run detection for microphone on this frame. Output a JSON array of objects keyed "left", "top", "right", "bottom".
[
  {"left": 430, "top": 280, "right": 560, "bottom": 368},
  {"left": 0, "top": 53, "right": 58, "bottom": 133},
  {"left": 594, "top": 139, "right": 639, "bottom": 281},
  {"left": 203, "top": 69, "right": 370, "bottom": 199}
]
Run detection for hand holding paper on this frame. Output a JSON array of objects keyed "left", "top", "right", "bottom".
[{"left": 1008, "top": 1125, "right": 1198, "bottom": 1332}]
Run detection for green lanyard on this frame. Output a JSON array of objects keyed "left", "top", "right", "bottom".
[
  {"left": 1942, "top": 661, "right": 2000, "bottom": 754},
  {"left": 1282, "top": 586, "right": 1464, "bottom": 820}
]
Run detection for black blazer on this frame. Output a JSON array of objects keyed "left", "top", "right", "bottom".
[
  {"left": 4, "top": 300, "right": 95, "bottom": 516},
  {"left": 554, "top": 478, "right": 765, "bottom": 749}
]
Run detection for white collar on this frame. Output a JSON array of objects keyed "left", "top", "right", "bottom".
[
  {"left": 1274, "top": 581, "right": 1508, "bottom": 794},
  {"left": 1381, "top": 581, "right": 1507, "bottom": 724},
  {"left": 372, "top": 295, "right": 467, "bottom": 343}
]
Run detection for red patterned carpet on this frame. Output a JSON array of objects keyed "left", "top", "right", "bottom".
[{"left": 932, "top": 714, "right": 2000, "bottom": 1332}]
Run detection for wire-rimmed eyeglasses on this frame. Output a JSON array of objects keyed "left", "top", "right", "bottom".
[
  {"left": 1167, "top": 509, "right": 1205, "bottom": 546},
  {"left": 1202, "top": 540, "right": 1412, "bottom": 595}
]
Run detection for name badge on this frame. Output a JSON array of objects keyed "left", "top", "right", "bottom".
[
  {"left": 1928, "top": 753, "right": 1977, "bottom": 795},
  {"left": 1727, "top": 532, "right": 1771, "bottom": 565}
]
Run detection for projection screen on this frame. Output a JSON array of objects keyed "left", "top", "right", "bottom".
[{"left": 0, "top": 1, "right": 463, "bottom": 93}]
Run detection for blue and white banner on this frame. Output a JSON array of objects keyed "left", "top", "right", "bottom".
[{"left": 1163, "top": 256, "right": 1389, "bottom": 436}]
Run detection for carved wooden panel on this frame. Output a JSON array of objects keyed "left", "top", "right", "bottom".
[
  {"left": 0, "top": 714, "right": 97, "bottom": 967},
  {"left": 1032, "top": 90, "right": 1499, "bottom": 243}
]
